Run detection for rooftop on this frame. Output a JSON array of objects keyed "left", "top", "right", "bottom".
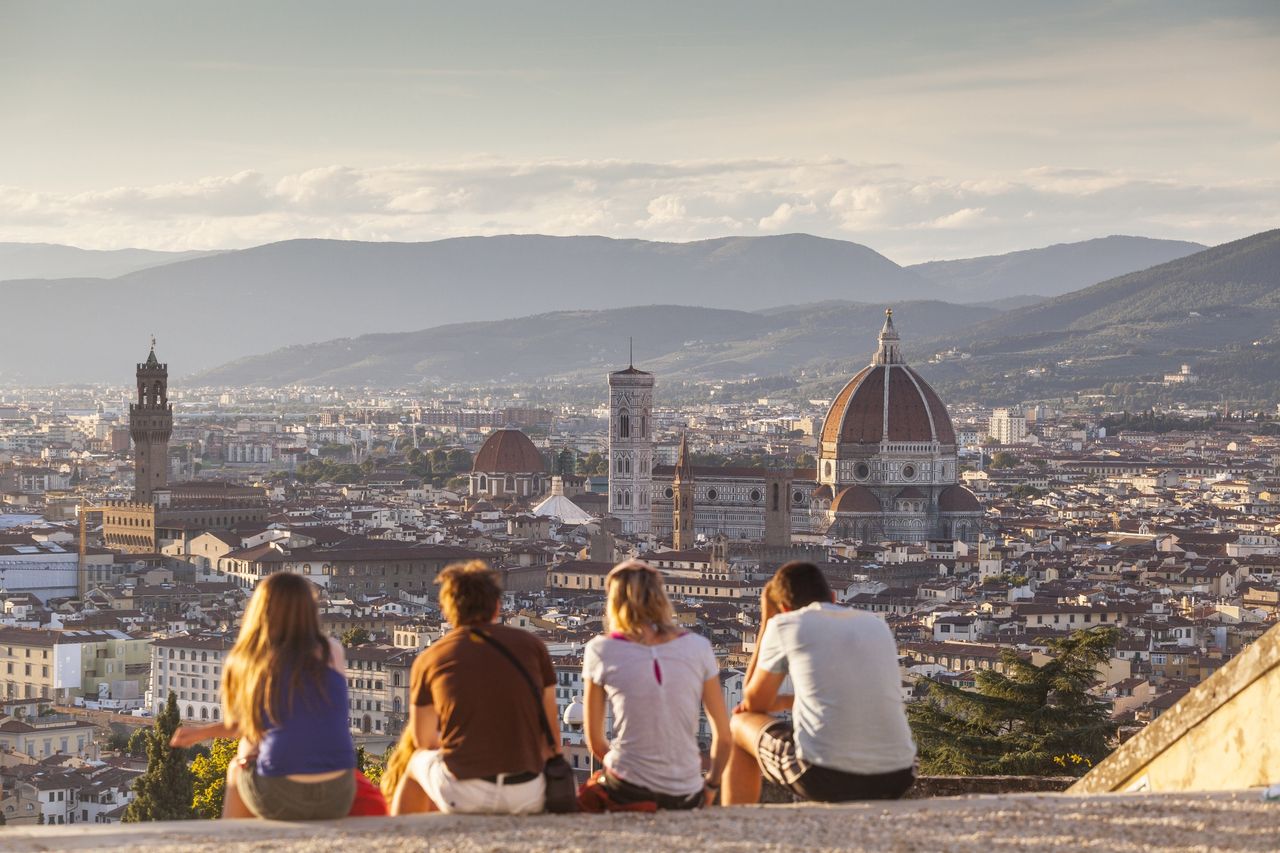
[{"left": 3, "top": 792, "right": 1276, "bottom": 852}]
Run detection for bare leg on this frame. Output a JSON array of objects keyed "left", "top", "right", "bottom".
[
  {"left": 722, "top": 712, "right": 774, "bottom": 806},
  {"left": 222, "top": 759, "right": 255, "bottom": 819},
  {"left": 391, "top": 774, "right": 437, "bottom": 815}
]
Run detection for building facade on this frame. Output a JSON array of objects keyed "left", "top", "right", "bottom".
[{"left": 607, "top": 364, "right": 655, "bottom": 533}]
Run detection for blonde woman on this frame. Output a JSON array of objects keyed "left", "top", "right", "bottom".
[
  {"left": 170, "top": 572, "right": 357, "bottom": 820},
  {"left": 579, "top": 560, "right": 731, "bottom": 811}
]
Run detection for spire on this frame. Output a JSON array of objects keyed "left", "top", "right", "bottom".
[
  {"left": 873, "top": 307, "right": 902, "bottom": 365},
  {"left": 144, "top": 336, "right": 160, "bottom": 369},
  {"left": 629, "top": 336, "right": 634, "bottom": 369},
  {"left": 675, "top": 432, "right": 692, "bottom": 481}
]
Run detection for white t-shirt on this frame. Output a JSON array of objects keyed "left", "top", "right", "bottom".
[
  {"left": 582, "top": 632, "right": 719, "bottom": 796},
  {"left": 757, "top": 602, "right": 916, "bottom": 775}
]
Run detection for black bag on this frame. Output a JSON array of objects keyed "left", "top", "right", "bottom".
[{"left": 472, "top": 628, "right": 580, "bottom": 813}]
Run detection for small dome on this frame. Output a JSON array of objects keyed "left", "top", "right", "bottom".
[
  {"left": 938, "top": 484, "right": 982, "bottom": 512},
  {"left": 831, "top": 485, "right": 881, "bottom": 514},
  {"left": 811, "top": 484, "right": 834, "bottom": 501},
  {"left": 473, "top": 429, "right": 546, "bottom": 474}
]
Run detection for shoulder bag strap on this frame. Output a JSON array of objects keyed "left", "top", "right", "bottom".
[{"left": 471, "top": 628, "right": 558, "bottom": 751}]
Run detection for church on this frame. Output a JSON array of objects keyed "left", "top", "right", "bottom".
[{"left": 612, "top": 310, "right": 983, "bottom": 545}]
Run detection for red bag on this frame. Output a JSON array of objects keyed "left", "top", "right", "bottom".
[{"left": 347, "top": 770, "right": 389, "bottom": 817}]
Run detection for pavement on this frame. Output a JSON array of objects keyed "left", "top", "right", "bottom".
[{"left": 4, "top": 791, "right": 1278, "bottom": 852}]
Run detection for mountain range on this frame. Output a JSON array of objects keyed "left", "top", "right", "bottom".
[
  {"left": 907, "top": 235, "right": 1205, "bottom": 302},
  {"left": 0, "top": 243, "right": 219, "bottom": 281},
  {"left": 0, "top": 231, "right": 1268, "bottom": 389},
  {"left": 196, "top": 229, "right": 1280, "bottom": 400}
]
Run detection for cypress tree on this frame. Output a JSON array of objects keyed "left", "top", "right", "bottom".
[
  {"left": 908, "top": 626, "right": 1120, "bottom": 776},
  {"left": 123, "top": 692, "right": 195, "bottom": 822}
]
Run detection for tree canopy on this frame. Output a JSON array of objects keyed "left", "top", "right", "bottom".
[
  {"left": 908, "top": 626, "right": 1119, "bottom": 777},
  {"left": 123, "top": 692, "right": 195, "bottom": 822}
]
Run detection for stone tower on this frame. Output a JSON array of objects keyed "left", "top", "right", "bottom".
[
  {"left": 672, "top": 433, "right": 694, "bottom": 550},
  {"left": 130, "top": 339, "right": 173, "bottom": 503},
  {"left": 607, "top": 359, "right": 654, "bottom": 534},
  {"left": 763, "top": 469, "right": 793, "bottom": 547}
]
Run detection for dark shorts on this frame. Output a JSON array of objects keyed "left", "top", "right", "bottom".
[
  {"left": 756, "top": 720, "right": 914, "bottom": 803},
  {"left": 237, "top": 766, "right": 357, "bottom": 821}
]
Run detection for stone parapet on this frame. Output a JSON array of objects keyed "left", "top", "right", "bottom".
[{"left": 2, "top": 791, "right": 1275, "bottom": 852}]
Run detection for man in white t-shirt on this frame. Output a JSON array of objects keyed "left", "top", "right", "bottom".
[{"left": 721, "top": 561, "right": 916, "bottom": 804}]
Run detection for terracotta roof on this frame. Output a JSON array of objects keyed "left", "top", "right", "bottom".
[
  {"left": 821, "top": 364, "right": 957, "bottom": 446},
  {"left": 473, "top": 429, "right": 546, "bottom": 474},
  {"left": 831, "top": 485, "right": 881, "bottom": 514}
]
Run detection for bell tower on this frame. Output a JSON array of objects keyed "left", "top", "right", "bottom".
[
  {"left": 607, "top": 351, "right": 654, "bottom": 534},
  {"left": 672, "top": 433, "right": 694, "bottom": 550},
  {"left": 130, "top": 338, "right": 173, "bottom": 503}
]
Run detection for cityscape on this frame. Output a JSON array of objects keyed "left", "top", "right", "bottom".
[{"left": 1, "top": 1, "right": 1278, "bottom": 849}]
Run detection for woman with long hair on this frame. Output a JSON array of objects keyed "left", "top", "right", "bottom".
[
  {"left": 170, "top": 571, "right": 357, "bottom": 820},
  {"left": 578, "top": 559, "right": 731, "bottom": 811}
]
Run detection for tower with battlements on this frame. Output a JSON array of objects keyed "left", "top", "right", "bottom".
[{"left": 130, "top": 341, "right": 173, "bottom": 504}]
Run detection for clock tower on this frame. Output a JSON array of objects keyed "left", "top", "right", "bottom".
[
  {"left": 607, "top": 358, "right": 654, "bottom": 534},
  {"left": 130, "top": 339, "right": 173, "bottom": 503}
]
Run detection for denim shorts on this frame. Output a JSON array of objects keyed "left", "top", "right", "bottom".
[{"left": 237, "top": 767, "right": 357, "bottom": 821}]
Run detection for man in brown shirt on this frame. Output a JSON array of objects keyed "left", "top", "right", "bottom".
[{"left": 391, "top": 561, "right": 560, "bottom": 815}]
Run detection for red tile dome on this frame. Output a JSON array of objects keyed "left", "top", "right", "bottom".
[
  {"left": 831, "top": 485, "right": 882, "bottom": 514},
  {"left": 820, "top": 310, "right": 957, "bottom": 447},
  {"left": 472, "top": 429, "right": 546, "bottom": 474},
  {"left": 938, "top": 484, "right": 982, "bottom": 512}
]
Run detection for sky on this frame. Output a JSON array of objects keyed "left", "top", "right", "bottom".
[{"left": 1, "top": 0, "right": 1277, "bottom": 263}]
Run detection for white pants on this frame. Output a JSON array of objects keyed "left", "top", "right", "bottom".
[{"left": 406, "top": 749, "right": 546, "bottom": 815}]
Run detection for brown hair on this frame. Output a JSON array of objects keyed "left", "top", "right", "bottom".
[
  {"left": 765, "top": 561, "right": 833, "bottom": 611},
  {"left": 606, "top": 560, "right": 676, "bottom": 639},
  {"left": 437, "top": 559, "right": 502, "bottom": 626},
  {"left": 222, "top": 572, "right": 331, "bottom": 743}
]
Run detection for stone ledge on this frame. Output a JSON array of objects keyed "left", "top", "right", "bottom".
[{"left": 2, "top": 791, "right": 1276, "bottom": 852}]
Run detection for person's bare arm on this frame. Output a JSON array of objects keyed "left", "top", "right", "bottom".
[
  {"left": 411, "top": 702, "right": 441, "bottom": 751},
  {"left": 741, "top": 668, "right": 789, "bottom": 714},
  {"left": 542, "top": 684, "right": 562, "bottom": 757},
  {"left": 701, "top": 676, "right": 732, "bottom": 802},
  {"left": 583, "top": 679, "right": 609, "bottom": 763},
  {"left": 744, "top": 588, "right": 779, "bottom": 682},
  {"left": 170, "top": 721, "right": 240, "bottom": 748}
]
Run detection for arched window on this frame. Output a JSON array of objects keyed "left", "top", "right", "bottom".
[
  {"left": 772, "top": 483, "right": 780, "bottom": 511},
  {"left": 505, "top": 476, "right": 515, "bottom": 492},
  {"left": 153, "top": 381, "right": 163, "bottom": 405},
  {"left": 640, "top": 416, "right": 646, "bottom": 438},
  {"left": 478, "top": 474, "right": 488, "bottom": 491},
  {"left": 200, "top": 706, "right": 209, "bottom": 720},
  {"left": 619, "top": 410, "right": 630, "bottom": 439},
  {"left": 186, "top": 705, "right": 194, "bottom": 719}
]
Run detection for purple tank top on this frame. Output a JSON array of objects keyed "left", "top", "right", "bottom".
[{"left": 254, "top": 666, "right": 356, "bottom": 777}]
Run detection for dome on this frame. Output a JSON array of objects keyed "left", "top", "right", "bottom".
[
  {"left": 811, "top": 484, "right": 834, "bottom": 501},
  {"left": 938, "top": 484, "right": 982, "bottom": 512},
  {"left": 472, "top": 429, "right": 546, "bottom": 474},
  {"left": 820, "top": 311, "right": 956, "bottom": 446},
  {"left": 831, "top": 485, "right": 881, "bottom": 514}
]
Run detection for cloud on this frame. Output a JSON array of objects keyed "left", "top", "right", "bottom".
[{"left": 0, "top": 157, "right": 1276, "bottom": 263}]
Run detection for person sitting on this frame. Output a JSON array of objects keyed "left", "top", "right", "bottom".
[
  {"left": 170, "top": 571, "right": 357, "bottom": 820},
  {"left": 391, "top": 560, "right": 559, "bottom": 815},
  {"left": 722, "top": 561, "right": 916, "bottom": 804},
  {"left": 578, "top": 560, "right": 730, "bottom": 811}
]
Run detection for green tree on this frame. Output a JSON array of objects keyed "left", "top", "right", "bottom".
[
  {"left": 123, "top": 692, "right": 195, "bottom": 822},
  {"left": 989, "top": 451, "right": 1021, "bottom": 469},
  {"left": 908, "top": 627, "right": 1119, "bottom": 777},
  {"left": 576, "top": 451, "right": 608, "bottom": 476},
  {"left": 342, "top": 627, "right": 371, "bottom": 647},
  {"left": 127, "top": 725, "right": 151, "bottom": 757},
  {"left": 190, "top": 738, "right": 239, "bottom": 819}
]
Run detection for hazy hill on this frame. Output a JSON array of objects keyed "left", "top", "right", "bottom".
[
  {"left": 192, "top": 301, "right": 994, "bottom": 386},
  {"left": 917, "top": 229, "right": 1280, "bottom": 401},
  {"left": 0, "top": 234, "right": 939, "bottom": 382},
  {"left": 0, "top": 242, "right": 219, "bottom": 281},
  {"left": 909, "top": 235, "right": 1205, "bottom": 302}
]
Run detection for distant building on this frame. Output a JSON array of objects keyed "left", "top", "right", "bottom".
[
  {"left": 1163, "top": 364, "right": 1199, "bottom": 385},
  {"left": 989, "top": 407, "right": 1028, "bottom": 445},
  {"left": 97, "top": 343, "right": 268, "bottom": 555},
  {"left": 607, "top": 362, "right": 655, "bottom": 534},
  {"left": 468, "top": 428, "right": 549, "bottom": 500}
]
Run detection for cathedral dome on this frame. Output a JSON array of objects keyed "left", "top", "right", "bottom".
[
  {"left": 820, "top": 310, "right": 956, "bottom": 447},
  {"left": 831, "top": 485, "right": 881, "bottom": 514},
  {"left": 938, "top": 484, "right": 982, "bottom": 512},
  {"left": 473, "top": 429, "right": 546, "bottom": 474}
]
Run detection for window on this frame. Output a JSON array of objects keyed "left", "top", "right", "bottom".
[{"left": 619, "top": 411, "right": 630, "bottom": 439}]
